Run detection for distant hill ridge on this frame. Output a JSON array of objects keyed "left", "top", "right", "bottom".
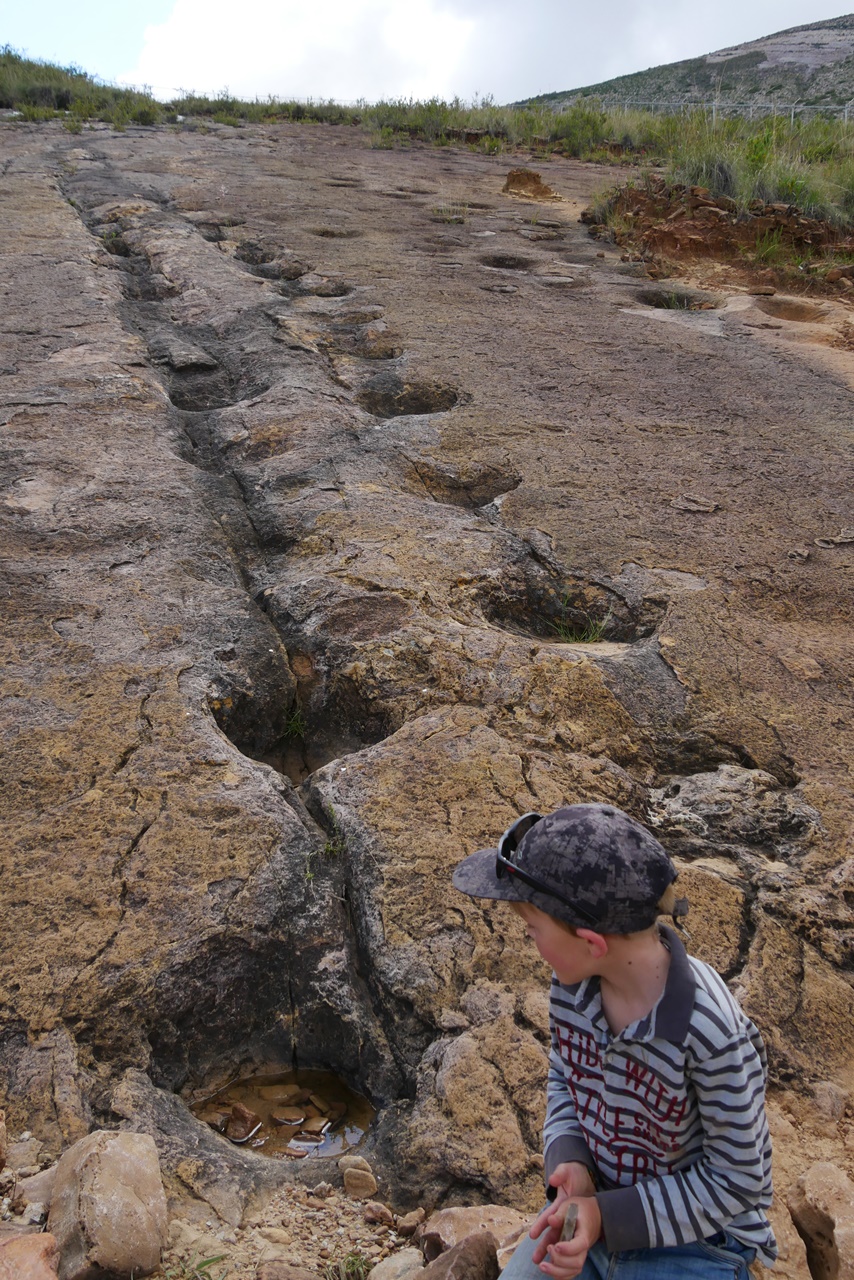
[{"left": 519, "top": 14, "right": 854, "bottom": 109}]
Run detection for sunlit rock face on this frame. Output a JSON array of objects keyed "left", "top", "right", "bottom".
[{"left": 1, "top": 118, "right": 852, "bottom": 1220}]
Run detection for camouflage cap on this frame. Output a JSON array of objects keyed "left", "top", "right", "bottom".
[{"left": 452, "top": 803, "right": 679, "bottom": 933}]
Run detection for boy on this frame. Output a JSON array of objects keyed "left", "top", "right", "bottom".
[{"left": 452, "top": 803, "right": 776, "bottom": 1280}]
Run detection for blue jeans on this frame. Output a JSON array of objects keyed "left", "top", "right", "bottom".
[{"left": 501, "top": 1225, "right": 756, "bottom": 1280}]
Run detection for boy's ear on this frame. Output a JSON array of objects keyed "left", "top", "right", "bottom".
[{"left": 576, "top": 928, "right": 609, "bottom": 959}]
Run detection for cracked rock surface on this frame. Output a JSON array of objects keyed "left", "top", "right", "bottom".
[{"left": 1, "top": 119, "right": 853, "bottom": 1226}]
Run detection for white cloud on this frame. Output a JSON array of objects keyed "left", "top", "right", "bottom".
[
  {"left": 120, "top": 0, "right": 476, "bottom": 101},
  {"left": 119, "top": 0, "right": 849, "bottom": 104}
]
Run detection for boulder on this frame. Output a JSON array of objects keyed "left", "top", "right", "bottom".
[
  {"left": 47, "top": 1131, "right": 168, "bottom": 1280},
  {"left": 0, "top": 1111, "right": 5, "bottom": 1171},
  {"left": 5, "top": 1134, "right": 43, "bottom": 1172},
  {"left": 0, "top": 1232, "right": 61, "bottom": 1280},
  {"left": 417, "top": 1207, "right": 532, "bottom": 1263},
  {"left": 369, "top": 1249, "right": 425, "bottom": 1280},
  {"left": 787, "top": 1161, "right": 854, "bottom": 1280},
  {"left": 420, "top": 1233, "right": 499, "bottom": 1280},
  {"left": 765, "top": 1197, "right": 810, "bottom": 1280}
]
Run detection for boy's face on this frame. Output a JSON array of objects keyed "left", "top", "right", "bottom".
[{"left": 512, "top": 901, "right": 601, "bottom": 985}]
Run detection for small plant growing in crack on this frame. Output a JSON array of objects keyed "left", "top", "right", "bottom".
[
  {"left": 432, "top": 200, "right": 469, "bottom": 223},
  {"left": 653, "top": 291, "right": 694, "bottom": 310},
  {"left": 322, "top": 809, "right": 346, "bottom": 859},
  {"left": 323, "top": 1250, "right": 372, "bottom": 1280},
  {"left": 162, "top": 1253, "right": 230, "bottom": 1280},
  {"left": 283, "top": 706, "right": 307, "bottom": 739},
  {"left": 550, "top": 599, "right": 611, "bottom": 644}
]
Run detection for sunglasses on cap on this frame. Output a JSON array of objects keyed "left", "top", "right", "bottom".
[{"left": 495, "top": 811, "right": 600, "bottom": 926}]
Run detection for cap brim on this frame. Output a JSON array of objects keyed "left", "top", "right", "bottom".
[{"left": 452, "top": 847, "right": 531, "bottom": 903}]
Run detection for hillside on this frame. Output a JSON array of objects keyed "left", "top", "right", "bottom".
[{"left": 523, "top": 13, "right": 854, "bottom": 108}]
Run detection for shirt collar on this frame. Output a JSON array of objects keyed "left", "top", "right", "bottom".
[
  {"left": 650, "top": 923, "right": 696, "bottom": 1041},
  {"left": 558, "top": 923, "right": 697, "bottom": 1043}
]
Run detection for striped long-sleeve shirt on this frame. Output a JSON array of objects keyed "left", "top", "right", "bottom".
[{"left": 543, "top": 925, "right": 777, "bottom": 1266}]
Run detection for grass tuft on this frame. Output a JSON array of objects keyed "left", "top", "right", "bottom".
[
  {"left": 323, "top": 1250, "right": 372, "bottom": 1280},
  {"left": 432, "top": 200, "right": 469, "bottom": 223},
  {"left": 283, "top": 707, "right": 307, "bottom": 740},
  {"left": 550, "top": 603, "right": 611, "bottom": 644}
]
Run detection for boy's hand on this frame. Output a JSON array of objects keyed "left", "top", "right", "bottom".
[
  {"left": 530, "top": 1163, "right": 598, "bottom": 1268},
  {"left": 547, "top": 1161, "right": 596, "bottom": 1203},
  {"left": 534, "top": 1197, "right": 602, "bottom": 1280}
]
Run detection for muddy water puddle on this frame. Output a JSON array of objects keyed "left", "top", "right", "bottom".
[{"left": 190, "top": 1069, "right": 375, "bottom": 1160}]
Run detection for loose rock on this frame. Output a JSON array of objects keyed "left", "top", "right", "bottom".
[
  {"left": 14, "top": 1167, "right": 57, "bottom": 1212},
  {"left": 787, "top": 1161, "right": 854, "bottom": 1280},
  {"left": 261, "top": 1227, "right": 293, "bottom": 1245},
  {"left": 226, "top": 1102, "right": 264, "bottom": 1142},
  {"left": 257, "top": 1266, "right": 322, "bottom": 1280},
  {"left": 344, "top": 1168, "right": 379, "bottom": 1200},
  {"left": 369, "top": 1247, "right": 425, "bottom": 1280},
  {"left": 365, "top": 1202, "right": 395, "bottom": 1227},
  {"left": 420, "top": 1233, "right": 499, "bottom": 1280},
  {"left": 416, "top": 1207, "right": 531, "bottom": 1263},
  {"left": 396, "top": 1208, "right": 426, "bottom": 1237},
  {"left": 813, "top": 1082, "right": 848, "bottom": 1121},
  {"left": 47, "top": 1131, "right": 168, "bottom": 1280},
  {"left": 0, "top": 1232, "right": 61, "bottom": 1280}
]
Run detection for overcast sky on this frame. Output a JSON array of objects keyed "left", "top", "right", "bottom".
[{"left": 4, "top": 1, "right": 850, "bottom": 102}]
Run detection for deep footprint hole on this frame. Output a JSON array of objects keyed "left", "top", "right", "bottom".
[
  {"left": 167, "top": 370, "right": 273, "bottom": 411},
  {"left": 479, "top": 578, "right": 664, "bottom": 644},
  {"left": 187, "top": 1066, "right": 376, "bottom": 1161},
  {"left": 310, "top": 227, "right": 362, "bottom": 239},
  {"left": 403, "top": 458, "right": 520, "bottom": 508},
  {"left": 209, "top": 657, "right": 396, "bottom": 787},
  {"left": 357, "top": 376, "right": 458, "bottom": 418},
  {"left": 235, "top": 241, "right": 277, "bottom": 266},
  {"left": 635, "top": 287, "right": 721, "bottom": 311},
  {"left": 480, "top": 253, "right": 535, "bottom": 272},
  {"left": 755, "top": 297, "right": 829, "bottom": 323}
]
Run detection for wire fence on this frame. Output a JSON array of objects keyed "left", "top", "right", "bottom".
[{"left": 563, "top": 98, "right": 854, "bottom": 123}]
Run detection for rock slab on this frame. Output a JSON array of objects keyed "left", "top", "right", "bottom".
[
  {"left": 0, "top": 1233, "right": 61, "bottom": 1280},
  {"left": 369, "top": 1248, "right": 425, "bottom": 1280},
  {"left": 417, "top": 1206, "right": 532, "bottom": 1262},
  {"left": 47, "top": 1131, "right": 168, "bottom": 1280},
  {"left": 788, "top": 1160, "right": 854, "bottom": 1280},
  {"left": 420, "top": 1233, "right": 499, "bottom": 1280}
]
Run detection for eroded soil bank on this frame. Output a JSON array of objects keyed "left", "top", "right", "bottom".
[{"left": 1, "top": 118, "right": 852, "bottom": 1260}]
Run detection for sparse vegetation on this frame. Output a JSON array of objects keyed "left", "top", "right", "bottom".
[
  {"left": 655, "top": 292, "right": 695, "bottom": 310},
  {"left": 162, "top": 1254, "right": 230, "bottom": 1280},
  {"left": 322, "top": 808, "right": 346, "bottom": 859},
  {"left": 4, "top": 46, "right": 854, "bottom": 229},
  {"left": 1, "top": 47, "right": 166, "bottom": 128},
  {"left": 323, "top": 1249, "right": 372, "bottom": 1280},
  {"left": 283, "top": 706, "right": 307, "bottom": 740},
  {"left": 550, "top": 601, "right": 611, "bottom": 644},
  {"left": 432, "top": 199, "right": 469, "bottom": 223}
]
